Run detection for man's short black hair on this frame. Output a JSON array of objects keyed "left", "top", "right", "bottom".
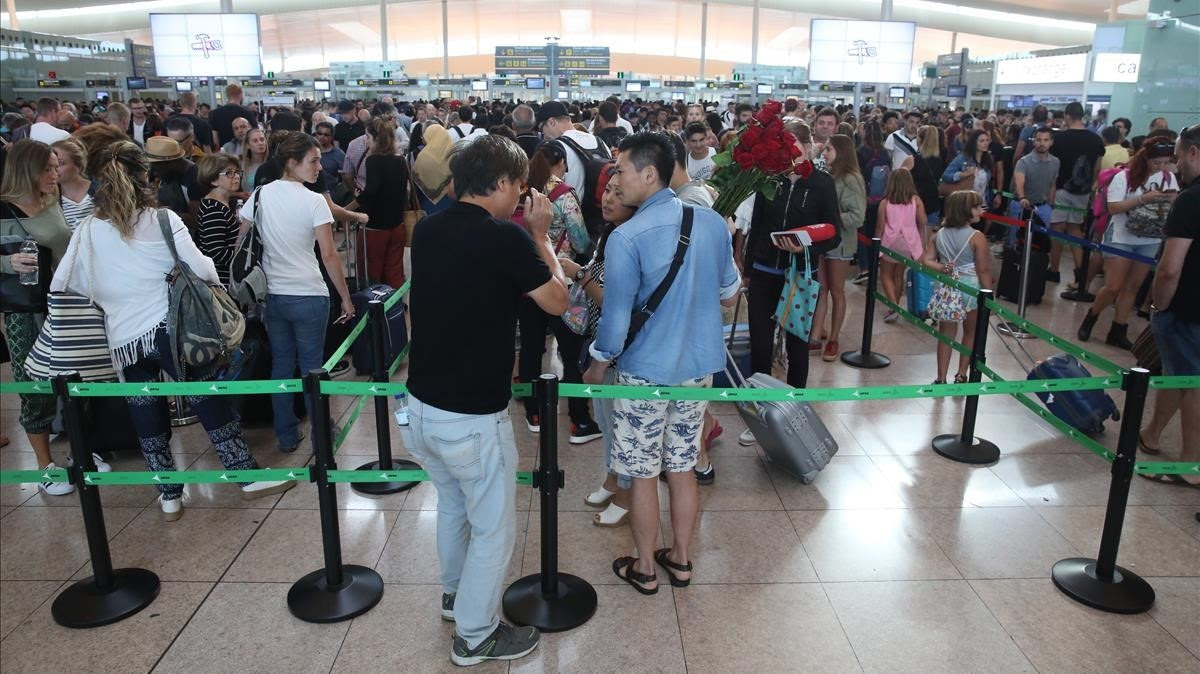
[
  {"left": 735, "top": 103, "right": 754, "bottom": 115},
  {"left": 1100, "top": 126, "right": 1120, "bottom": 144},
  {"left": 598, "top": 101, "right": 619, "bottom": 124},
  {"left": 457, "top": 106, "right": 474, "bottom": 123},
  {"left": 370, "top": 101, "right": 396, "bottom": 118},
  {"left": 449, "top": 134, "right": 528, "bottom": 199},
  {"left": 1064, "top": 101, "right": 1084, "bottom": 120},
  {"left": 164, "top": 115, "right": 193, "bottom": 135},
  {"left": 881, "top": 110, "right": 900, "bottom": 124},
  {"left": 1034, "top": 126, "right": 1054, "bottom": 138},
  {"left": 666, "top": 131, "right": 688, "bottom": 171},
  {"left": 783, "top": 99, "right": 799, "bottom": 113},
  {"left": 617, "top": 132, "right": 675, "bottom": 189},
  {"left": 817, "top": 107, "right": 840, "bottom": 121},
  {"left": 315, "top": 121, "right": 334, "bottom": 136},
  {"left": 684, "top": 121, "right": 708, "bottom": 139},
  {"left": 904, "top": 110, "right": 922, "bottom": 120}
]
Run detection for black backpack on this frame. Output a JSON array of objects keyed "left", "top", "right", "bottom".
[
  {"left": 1063, "top": 154, "right": 1096, "bottom": 195},
  {"left": 557, "top": 135, "right": 614, "bottom": 240}
]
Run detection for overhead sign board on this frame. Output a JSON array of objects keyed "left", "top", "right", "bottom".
[
  {"left": 996, "top": 53, "right": 1087, "bottom": 85},
  {"left": 1092, "top": 53, "right": 1141, "bottom": 83},
  {"left": 150, "top": 13, "right": 262, "bottom": 77},
  {"left": 808, "top": 19, "right": 916, "bottom": 84},
  {"left": 494, "top": 46, "right": 610, "bottom": 76}
]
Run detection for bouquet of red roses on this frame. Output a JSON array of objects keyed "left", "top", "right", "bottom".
[{"left": 708, "top": 100, "right": 804, "bottom": 217}]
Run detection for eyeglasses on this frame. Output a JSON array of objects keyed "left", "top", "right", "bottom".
[
  {"left": 220, "top": 170, "right": 244, "bottom": 178},
  {"left": 314, "top": 131, "right": 331, "bottom": 136}
]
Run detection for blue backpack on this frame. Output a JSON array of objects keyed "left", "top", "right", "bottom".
[{"left": 865, "top": 150, "right": 891, "bottom": 204}]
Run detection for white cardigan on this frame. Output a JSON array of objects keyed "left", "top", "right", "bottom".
[{"left": 51, "top": 209, "right": 219, "bottom": 369}]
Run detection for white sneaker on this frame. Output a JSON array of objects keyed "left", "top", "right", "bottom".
[
  {"left": 241, "top": 479, "right": 296, "bottom": 500},
  {"left": 39, "top": 462, "right": 75, "bottom": 496},
  {"left": 883, "top": 310, "right": 899, "bottom": 323},
  {"left": 67, "top": 453, "right": 112, "bottom": 472},
  {"left": 738, "top": 429, "right": 757, "bottom": 446},
  {"left": 160, "top": 495, "right": 183, "bottom": 521}
]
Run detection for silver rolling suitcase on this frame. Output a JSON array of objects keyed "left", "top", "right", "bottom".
[{"left": 726, "top": 350, "right": 838, "bottom": 483}]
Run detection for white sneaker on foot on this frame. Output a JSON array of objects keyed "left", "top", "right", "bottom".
[
  {"left": 883, "top": 310, "right": 899, "bottom": 323},
  {"left": 241, "top": 479, "right": 296, "bottom": 500},
  {"left": 160, "top": 495, "right": 183, "bottom": 521},
  {"left": 67, "top": 453, "right": 112, "bottom": 472},
  {"left": 39, "top": 462, "right": 75, "bottom": 496},
  {"left": 738, "top": 429, "right": 756, "bottom": 446}
]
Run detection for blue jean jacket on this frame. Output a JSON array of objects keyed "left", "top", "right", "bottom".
[{"left": 942, "top": 154, "right": 993, "bottom": 204}]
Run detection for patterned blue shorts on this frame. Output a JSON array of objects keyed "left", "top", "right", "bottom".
[{"left": 610, "top": 371, "right": 711, "bottom": 478}]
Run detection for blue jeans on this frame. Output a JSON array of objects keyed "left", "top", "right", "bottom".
[
  {"left": 265, "top": 294, "right": 329, "bottom": 447},
  {"left": 405, "top": 395, "right": 518, "bottom": 649},
  {"left": 123, "top": 327, "right": 257, "bottom": 498},
  {"left": 1152, "top": 310, "right": 1200, "bottom": 376}
]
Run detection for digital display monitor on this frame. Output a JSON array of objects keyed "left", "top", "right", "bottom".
[
  {"left": 471, "top": 80, "right": 488, "bottom": 91},
  {"left": 95, "top": 91, "right": 110, "bottom": 100},
  {"left": 557, "top": 91, "right": 569, "bottom": 99},
  {"left": 126, "top": 76, "right": 148, "bottom": 90},
  {"left": 525, "top": 77, "right": 546, "bottom": 90},
  {"left": 808, "top": 19, "right": 916, "bottom": 83},
  {"left": 150, "top": 13, "right": 262, "bottom": 77},
  {"left": 756, "top": 84, "right": 773, "bottom": 95},
  {"left": 947, "top": 84, "right": 967, "bottom": 98},
  {"left": 313, "top": 79, "right": 330, "bottom": 91},
  {"left": 625, "top": 81, "right": 643, "bottom": 93},
  {"left": 671, "top": 92, "right": 686, "bottom": 100},
  {"left": 889, "top": 86, "right": 906, "bottom": 98},
  {"left": 175, "top": 80, "right": 193, "bottom": 92},
  {"left": 437, "top": 90, "right": 453, "bottom": 99}
]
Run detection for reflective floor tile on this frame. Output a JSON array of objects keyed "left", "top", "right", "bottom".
[
  {"left": 869, "top": 454, "right": 1025, "bottom": 508},
  {"left": 225, "top": 508, "right": 397, "bottom": 582},
  {"left": 1147, "top": 576, "right": 1200, "bottom": 659},
  {"left": 789, "top": 509, "right": 961, "bottom": 582},
  {"left": 1035, "top": 506, "right": 1200, "bottom": 577},
  {"left": 914, "top": 506, "right": 1082, "bottom": 579},
  {"left": 988, "top": 454, "right": 1143, "bottom": 507},
  {"left": 522, "top": 510, "right": 660, "bottom": 586},
  {"left": 0, "top": 505, "right": 141, "bottom": 581},
  {"left": 771, "top": 456, "right": 907, "bottom": 510},
  {"left": 0, "top": 579, "right": 63, "bottom": 640},
  {"left": 375, "top": 509, "right": 528, "bottom": 585},
  {"left": 661, "top": 509, "right": 817, "bottom": 584}
]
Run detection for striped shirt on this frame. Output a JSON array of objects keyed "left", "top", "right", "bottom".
[
  {"left": 59, "top": 192, "right": 94, "bottom": 232},
  {"left": 196, "top": 197, "right": 240, "bottom": 286}
]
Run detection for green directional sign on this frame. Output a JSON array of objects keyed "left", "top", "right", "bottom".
[{"left": 0, "top": 468, "right": 70, "bottom": 484}]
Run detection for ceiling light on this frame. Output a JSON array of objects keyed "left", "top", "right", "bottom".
[{"left": 893, "top": 0, "right": 1096, "bottom": 33}]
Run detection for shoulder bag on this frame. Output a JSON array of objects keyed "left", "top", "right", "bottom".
[
  {"left": 0, "top": 207, "right": 52, "bottom": 314},
  {"left": 25, "top": 217, "right": 118, "bottom": 381},
  {"left": 158, "top": 209, "right": 245, "bottom": 377},
  {"left": 402, "top": 172, "right": 427, "bottom": 248},
  {"left": 229, "top": 187, "right": 268, "bottom": 318},
  {"left": 772, "top": 246, "right": 820, "bottom": 341}
]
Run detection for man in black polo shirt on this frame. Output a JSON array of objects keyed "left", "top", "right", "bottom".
[
  {"left": 1141, "top": 124, "right": 1200, "bottom": 486},
  {"left": 405, "top": 135, "right": 567, "bottom": 666},
  {"left": 210, "top": 84, "right": 258, "bottom": 148}
]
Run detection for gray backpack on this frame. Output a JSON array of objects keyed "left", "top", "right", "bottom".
[{"left": 157, "top": 210, "right": 245, "bottom": 376}]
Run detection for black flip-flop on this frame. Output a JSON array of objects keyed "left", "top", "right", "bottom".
[
  {"left": 1138, "top": 472, "right": 1200, "bottom": 490},
  {"left": 654, "top": 548, "right": 693, "bottom": 587},
  {"left": 612, "top": 556, "right": 658, "bottom": 595},
  {"left": 1137, "top": 434, "right": 1162, "bottom": 455}
]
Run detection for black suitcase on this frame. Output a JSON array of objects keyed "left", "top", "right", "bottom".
[
  {"left": 84, "top": 395, "right": 141, "bottom": 455},
  {"left": 997, "top": 247, "right": 1048, "bottom": 305},
  {"left": 350, "top": 284, "right": 408, "bottom": 375},
  {"left": 229, "top": 320, "right": 307, "bottom": 426}
]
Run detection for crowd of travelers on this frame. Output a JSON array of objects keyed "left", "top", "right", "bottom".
[{"left": 2, "top": 87, "right": 1197, "bottom": 665}]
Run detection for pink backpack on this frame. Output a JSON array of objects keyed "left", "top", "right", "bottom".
[{"left": 1091, "top": 165, "right": 1125, "bottom": 233}]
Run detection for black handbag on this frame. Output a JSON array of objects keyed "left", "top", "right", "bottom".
[{"left": 1, "top": 207, "right": 51, "bottom": 313}]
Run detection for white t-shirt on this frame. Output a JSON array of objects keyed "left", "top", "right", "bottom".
[
  {"left": 30, "top": 121, "right": 69, "bottom": 144},
  {"left": 687, "top": 147, "right": 717, "bottom": 181},
  {"left": 449, "top": 123, "right": 487, "bottom": 142},
  {"left": 240, "top": 180, "right": 334, "bottom": 297},
  {"left": 1107, "top": 169, "right": 1177, "bottom": 246},
  {"left": 885, "top": 130, "right": 919, "bottom": 170},
  {"left": 132, "top": 120, "right": 146, "bottom": 146}
]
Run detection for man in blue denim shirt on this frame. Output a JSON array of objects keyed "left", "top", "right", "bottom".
[{"left": 583, "top": 133, "right": 740, "bottom": 595}]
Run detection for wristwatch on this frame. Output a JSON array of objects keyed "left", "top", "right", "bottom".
[{"left": 573, "top": 267, "right": 587, "bottom": 282}]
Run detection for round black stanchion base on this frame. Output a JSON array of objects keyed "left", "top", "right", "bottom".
[
  {"left": 51, "top": 568, "right": 160, "bottom": 628},
  {"left": 1060, "top": 290, "right": 1096, "bottom": 303},
  {"left": 288, "top": 565, "right": 384, "bottom": 623},
  {"left": 840, "top": 350, "right": 892, "bottom": 369},
  {"left": 503, "top": 573, "right": 598, "bottom": 633},
  {"left": 1052, "top": 558, "right": 1155, "bottom": 614},
  {"left": 351, "top": 458, "right": 422, "bottom": 495},
  {"left": 932, "top": 434, "right": 1000, "bottom": 465}
]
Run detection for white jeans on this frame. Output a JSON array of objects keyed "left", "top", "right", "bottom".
[{"left": 406, "top": 395, "right": 519, "bottom": 648}]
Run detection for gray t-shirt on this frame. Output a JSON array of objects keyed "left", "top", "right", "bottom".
[{"left": 1014, "top": 152, "right": 1061, "bottom": 204}]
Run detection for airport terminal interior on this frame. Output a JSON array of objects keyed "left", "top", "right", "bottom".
[{"left": 1, "top": 0, "right": 1198, "bottom": 671}]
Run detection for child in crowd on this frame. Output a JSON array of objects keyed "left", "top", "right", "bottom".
[
  {"left": 877, "top": 168, "right": 928, "bottom": 322},
  {"left": 920, "top": 190, "right": 993, "bottom": 384}
]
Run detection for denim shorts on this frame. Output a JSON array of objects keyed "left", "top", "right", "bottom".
[
  {"left": 1152, "top": 310, "right": 1200, "bottom": 376},
  {"left": 1102, "top": 226, "right": 1161, "bottom": 261}
]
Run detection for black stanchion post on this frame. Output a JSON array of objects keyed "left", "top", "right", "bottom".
[
  {"left": 503, "top": 374, "right": 597, "bottom": 632},
  {"left": 353, "top": 299, "right": 420, "bottom": 495},
  {"left": 288, "top": 369, "right": 384, "bottom": 623},
  {"left": 1061, "top": 211, "right": 1097, "bottom": 303},
  {"left": 1052, "top": 368, "right": 1156, "bottom": 613},
  {"left": 50, "top": 373, "right": 160, "bottom": 628},
  {"left": 932, "top": 288, "right": 1001, "bottom": 464},
  {"left": 841, "top": 236, "right": 892, "bottom": 369}
]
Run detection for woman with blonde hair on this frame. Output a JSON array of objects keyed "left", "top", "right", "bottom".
[
  {"left": 355, "top": 115, "right": 410, "bottom": 286},
  {"left": 2, "top": 140, "right": 98, "bottom": 494},
  {"left": 877, "top": 167, "right": 928, "bottom": 321},
  {"left": 50, "top": 140, "right": 293, "bottom": 518},
  {"left": 902, "top": 125, "right": 947, "bottom": 224},
  {"left": 241, "top": 127, "right": 268, "bottom": 188},
  {"left": 52, "top": 137, "right": 94, "bottom": 231}
]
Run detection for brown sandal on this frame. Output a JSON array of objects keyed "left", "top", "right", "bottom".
[
  {"left": 613, "top": 557, "right": 658, "bottom": 595},
  {"left": 654, "top": 548, "right": 693, "bottom": 587}
]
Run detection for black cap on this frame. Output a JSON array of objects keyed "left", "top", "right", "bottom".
[{"left": 535, "top": 101, "right": 570, "bottom": 125}]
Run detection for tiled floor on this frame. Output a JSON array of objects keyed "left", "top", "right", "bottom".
[{"left": 2, "top": 272, "right": 1198, "bottom": 673}]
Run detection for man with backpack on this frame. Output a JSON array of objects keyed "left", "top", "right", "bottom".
[
  {"left": 1048, "top": 101, "right": 1105, "bottom": 284},
  {"left": 538, "top": 101, "right": 613, "bottom": 238}
]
